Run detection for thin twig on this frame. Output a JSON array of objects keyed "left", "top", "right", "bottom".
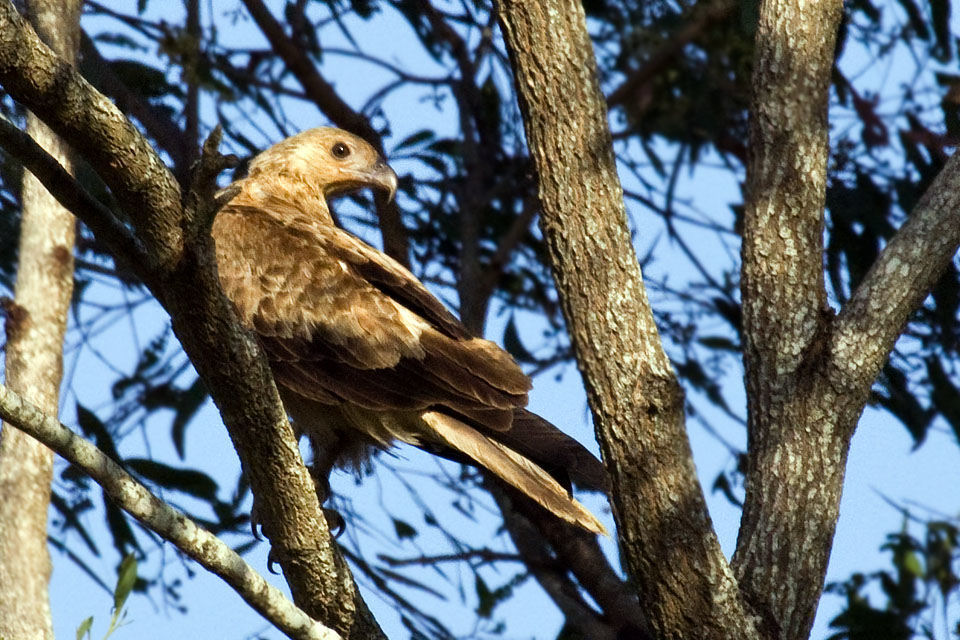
[{"left": 378, "top": 548, "right": 523, "bottom": 567}]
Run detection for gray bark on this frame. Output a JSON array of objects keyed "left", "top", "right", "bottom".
[{"left": 0, "top": 2, "right": 80, "bottom": 638}]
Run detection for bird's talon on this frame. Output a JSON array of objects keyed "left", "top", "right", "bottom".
[
  {"left": 266, "top": 547, "right": 282, "bottom": 574},
  {"left": 324, "top": 508, "right": 345, "bottom": 538}
]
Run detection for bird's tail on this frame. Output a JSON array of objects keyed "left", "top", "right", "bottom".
[
  {"left": 419, "top": 411, "right": 608, "bottom": 535},
  {"left": 497, "top": 410, "right": 609, "bottom": 493}
]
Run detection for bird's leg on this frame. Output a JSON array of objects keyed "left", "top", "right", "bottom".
[
  {"left": 248, "top": 492, "right": 270, "bottom": 541},
  {"left": 306, "top": 431, "right": 348, "bottom": 537}
]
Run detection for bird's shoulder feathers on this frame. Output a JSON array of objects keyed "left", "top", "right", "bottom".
[{"left": 212, "top": 195, "right": 530, "bottom": 427}]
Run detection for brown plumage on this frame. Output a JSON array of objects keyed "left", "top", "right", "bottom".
[{"left": 212, "top": 127, "right": 607, "bottom": 534}]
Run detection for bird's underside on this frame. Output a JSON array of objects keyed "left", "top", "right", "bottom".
[{"left": 212, "top": 127, "right": 608, "bottom": 535}]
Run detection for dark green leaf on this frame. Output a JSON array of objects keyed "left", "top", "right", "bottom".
[
  {"left": 393, "top": 129, "right": 434, "bottom": 152},
  {"left": 75, "top": 403, "right": 121, "bottom": 463},
  {"left": 50, "top": 491, "right": 99, "bottom": 556},
  {"left": 170, "top": 378, "right": 208, "bottom": 459},
  {"left": 104, "top": 496, "right": 140, "bottom": 556},
  {"left": 925, "top": 358, "right": 960, "bottom": 444},
  {"left": 392, "top": 518, "right": 418, "bottom": 540},
  {"left": 126, "top": 458, "right": 219, "bottom": 501},
  {"left": 929, "top": 0, "right": 951, "bottom": 61},
  {"left": 697, "top": 335, "right": 739, "bottom": 352},
  {"left": 502, "top": 314, "right": 535, "bottom": 363}
]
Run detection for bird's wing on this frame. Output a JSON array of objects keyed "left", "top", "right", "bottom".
[
  {"left": 214, "top": 200, "right": 530, "bottom": 428},
  {"left": 321, "top": 225, "right": 470, "bottom": 340}
]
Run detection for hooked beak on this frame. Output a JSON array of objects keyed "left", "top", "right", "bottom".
[{"left": 369, "top": 159, "right": 398, "bottom": 202}]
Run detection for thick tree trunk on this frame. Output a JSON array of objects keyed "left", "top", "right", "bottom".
[
  {"left": 0, "top": 1, "right": 81, "bottom": 637},
  {"left": 496, "top": 1, "right": 759, "bottom": 638}
]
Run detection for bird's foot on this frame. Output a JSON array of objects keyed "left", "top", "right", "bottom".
[
  {"left": 323, "top": 507, "right": 345, "bottom": 538},
  {"left": 249, "top": 500, "right": 267, "bottom": 540}
]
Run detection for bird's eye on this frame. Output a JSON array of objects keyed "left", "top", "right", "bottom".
[{"left": 331, "top": 142, "right": 350, "bottom": 159}]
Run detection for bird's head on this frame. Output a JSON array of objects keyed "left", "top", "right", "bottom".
[{"left": 247, "top": 127, "right": 398, "bottom": 202}]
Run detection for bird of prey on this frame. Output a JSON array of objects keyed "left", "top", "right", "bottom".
[{"left": 211, "top": 128, "right": 607, "bottom": 534}]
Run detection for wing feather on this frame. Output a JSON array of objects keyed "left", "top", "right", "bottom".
[{"left": 214, "top": 201, "right": 529, "bottom": 423}]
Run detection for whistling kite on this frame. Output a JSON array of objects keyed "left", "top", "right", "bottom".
[{"left": 212, "top": 128, "right": 606, "bottom": 534}]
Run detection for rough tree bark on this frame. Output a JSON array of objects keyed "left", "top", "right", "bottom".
[
  {"left": 730, "top": 0, "right": 960, "bottom": 636},
  {"left": 0, "top": 1, "right": 81, "bottom": 638},
  {"left": 499, "top": 1, "right": 960, "bottom": 640},
  {"left": 731, "top": 0, "right": 849, "bottom": 637},
  {"left": 731, "top": 0, "right": 960, "bottom": 634},
  {"left": 496, "top": 1, "right": 760, "bottom": 638}
]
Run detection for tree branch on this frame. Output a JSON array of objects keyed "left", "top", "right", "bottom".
[
  {"left": 0, "top": 1, "right": 182, "bottom": 272},
  {"left": 537, "top": 515, "right": 649, "bottom": 637},
  {"left": 0, "top": 382, "right": 341, "bottom": 640},
  {"left": 731, "top": 0, "right": 850, "bottom": 635},
  {"left": 379, "top": 548, "right": 522, "bottom": 567},
  {"left": 487, "top": 483, "right": 620, "bottom": 640},
  {"left": 0, "top": 114, "right": 146, "bottom": 274},
  {"left": 831, "top": 153, "right": 960, "bottom": 402},
  {"left": 78, "top": 31, "right": 193, "bottom": 181},
  {"left": 0, "top": 3, "right": 83, "bottom": 635},
  {"left": 0, "top": 7, "right": 384, "bottom": 636}
]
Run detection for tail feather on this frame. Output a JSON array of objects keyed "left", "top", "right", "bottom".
[
  {"left": 419, "top": 411, "right": 608, "bottom": 535},
  {"left": 497, "top": 410, "right": 609, "bottom": 493}
]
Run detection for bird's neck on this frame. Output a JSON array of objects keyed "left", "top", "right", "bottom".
[{"left": 230, "top": 174, "right": 334, "bottom": 226}]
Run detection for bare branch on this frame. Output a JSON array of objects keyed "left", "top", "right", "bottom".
[
  {"left": 0, "top": 1, "right": 182, "bottom": 271},
  {"left": 0, "top": 382, "right": 342, "bottom": 640},
  {"left": 379, "top": 549, "right": 523, "bottom": 567},
  {"left": 486, "top": 482, "right": 619, "bottom": 640},
  {"left": 0, "top": 115, "right": 146, "bottom": 274},
  {"left": 831, "top": 154, "right": 960, "bottom": 397},
  {"left": 0, "top": 7, "right": 384, "bottom": 636},
  {"left": 495, "top": 1, "right": 757, "bottom": 637},
  {"left": 537, "top": 516, "right": 649, "bottom": 637},
  {"left": 0, "top": 3, "right": 82, "bottom": 635},
  {"left": 732, "top": 0, "right": 849, "bottom": 635},
  {"left": 79, "top": 31, "right": 193, "bottom": 180}
]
